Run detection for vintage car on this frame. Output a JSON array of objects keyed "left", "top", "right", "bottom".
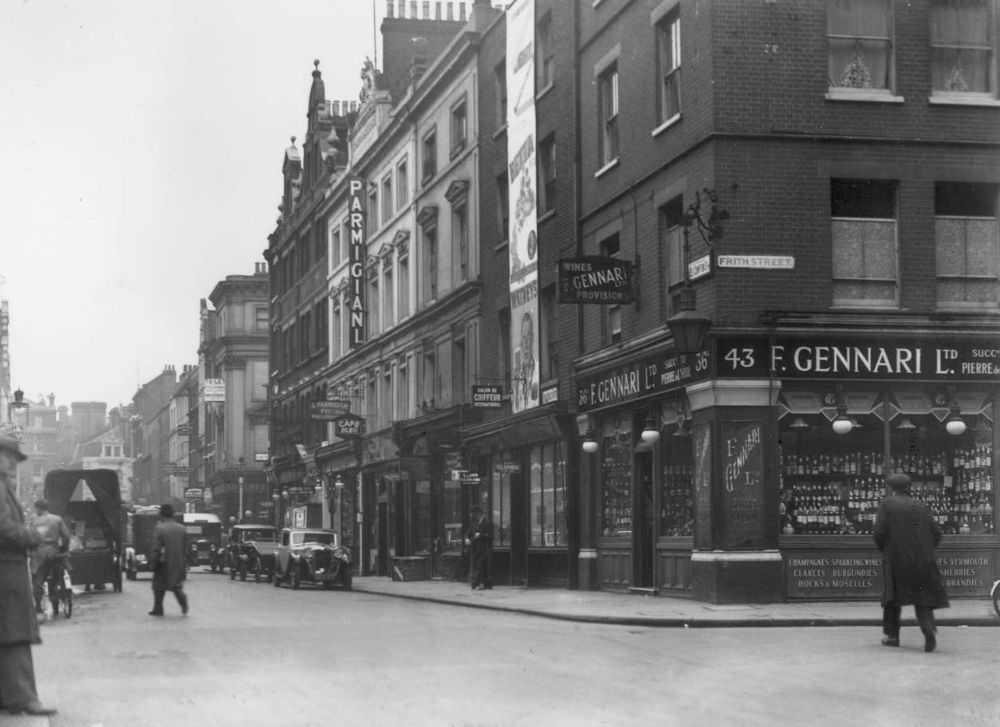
[
  {"left": 218, "top": 524, "right": 280, "bottom": 582},
  {"left": 273, "top": 528, "right": 352, "bottom": 590},
  {"left": 182, "top": 512, "right": 223, "bottom": 568}
]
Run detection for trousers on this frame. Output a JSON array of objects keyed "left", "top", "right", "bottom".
[
  {"left": 0, "top": 643, "right": 39, "bottom": 709},
  {"left": 152, "top": 586, "right": 188, "bottom": 614},
  {"left": 882, "top": 601, "right": 936, "bottom": 637}
]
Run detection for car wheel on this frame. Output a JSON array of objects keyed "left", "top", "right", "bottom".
[
  {"left": 229, "top": 564, "right": 237, "bottom": 581},
  {"left": 288, "top": 564, "right": 301, "bottom": 590},
  {"left": 254, "top": 560, "right": 263, "bottom": 583},
  {"left": 239, "top": 565, "right": 247, "bottom": 582}
]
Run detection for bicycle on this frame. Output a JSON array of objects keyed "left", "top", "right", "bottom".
[{"left": 42, "top": 553, "right": 73, "bottom": 619}]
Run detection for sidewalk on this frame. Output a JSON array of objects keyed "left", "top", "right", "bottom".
[{"left": 353, "top": 576, "right": 1000, "bottom": 628}]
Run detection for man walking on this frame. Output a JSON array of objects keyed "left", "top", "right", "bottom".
[
  {"left": 31, "top": 499, "right": 70, "bottom": 614},
  {"left": 466, "top": 506, "right": 493, "bottom": 591},
  {"left": 149, "top": 503, "right": 189, "bottom": 616},
  {"left": 874, "top": 472, "right": 949, "bottom": 652},
  {"left": 0, "top": 433, "right": 57, "bottom": 716}
]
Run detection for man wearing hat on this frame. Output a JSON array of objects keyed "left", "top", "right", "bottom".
[
  {"left": 874, "top": 472, "right": 950, "bottom": 652},
  {"left": 0, "top": 433, "right": 57, "bottom": 716},
  {"left": 148, "top": 503, "right": 189, "bottom": 616},
  {"left": 465, "top": 505, "right": 493, "bottom": 591}
]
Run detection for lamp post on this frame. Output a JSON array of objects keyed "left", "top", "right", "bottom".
[{"left": 666, "top": 189, "right": 728, "bottom": 356}]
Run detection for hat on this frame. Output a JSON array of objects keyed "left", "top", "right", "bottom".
[
  {"left": 159, "top": 503, "right": 175, "bottom": 518},
  {"left": 0, "top": 433, "right": 27, "bottom": 462},
  {"left": 887, "top": 472, "right": 912, "bottom": 491}
]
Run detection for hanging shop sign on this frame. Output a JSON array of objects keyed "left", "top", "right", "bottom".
[
  {"left": 347, "top": 175, "right": 366, "bottom": 349},
  {"left": 184, "top": 488, "right": 203, "bottom": 500},
  {"left": 717, "top": 335, "right": 1000, "bottom": 382},
  {"left": 472, "top": 384, "right": 504, "bottom": 409},
  {"left": 557, "top": 257, "right": 634, "bottom": 304},
  {"left": 688, "top": 254, "right": 712, "bottom": 281},
  {"left": 576, "top": 348, "right": 711, "bottom": 412},
  {"left": 311, "top": 400, "right": 352, "bottom": 420},
  {"left": 334, "top": 414, "right": 366, "bottom": 439},
  {"left": 202, "top": 378, "right": 225, "bottom": 402}
]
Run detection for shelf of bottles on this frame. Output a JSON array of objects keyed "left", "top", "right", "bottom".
[
  {"left": 600, "top": 436, "right": 633, "bottom": 537},
  {"left": 661, "top": 463, "right": 693, "bottom": 536},
  {"left": 780, "top": 447, "right": 994, "bottom": 536}
]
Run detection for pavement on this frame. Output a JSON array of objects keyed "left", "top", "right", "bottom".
[{"left": 3, "top": 576, "right": 994, "bottom": 727}]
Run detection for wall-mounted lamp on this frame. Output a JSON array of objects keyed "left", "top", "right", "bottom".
[
  {"left": 945, "top": 406, "right": 967, "bottom": 436},
  {"left": 577, "top": 413, "right": 599, "bottom": 454},
  {"left": 788, "top": 416, "right": 809, "bottom": 431},
  {"left": 895, "top": 417, "right": 917, "bottom": 431},
  {"left": 831, "top": 387, "right": 853, "bottom": 435},
  {"left": 640, "top": 410, "right": 661, "bottom": 445},
  {"left": 582, "top": 432, "right": 599, "bottom": 454}
]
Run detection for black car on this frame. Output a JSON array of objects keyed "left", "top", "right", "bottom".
[
  {"left": 273, "top": 528, "right": 352, "bottom": 590},
  {"left": 218, "top": 524, "right": 279, "bottom": 582}
]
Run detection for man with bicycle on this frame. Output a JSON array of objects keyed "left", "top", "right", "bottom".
[{"left": 30, "top": 500, "right": 70, "bottom": 615}]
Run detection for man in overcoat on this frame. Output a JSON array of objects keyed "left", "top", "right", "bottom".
[
  {"left": 874, "top": 472, "right": 949, "bottom": 652},
  {"left": 0, "top": 433, "right": 57, "bottom": 716},
  {"left": 466, "top": 506, "right": 494, "bottom": 591},
  {"left": 149, "top": 503, "right": 189, "bottom": 616}
]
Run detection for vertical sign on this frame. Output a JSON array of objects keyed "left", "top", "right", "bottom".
[
  {"left": 722, "top": 421, "right": 764, "bottom": 549},
  {"left": 693, "top": 422, "right": 713, "bottom": 549},
  {"left": 348, "top": 176, "right": 366, "bottom": 349},
  {"left": 506, "top": 0, "right": 540, "bottom": 413}
]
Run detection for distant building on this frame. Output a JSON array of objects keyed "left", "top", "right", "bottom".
[{"left": 79, "top": 428, "right": 134, "bottom": 503}]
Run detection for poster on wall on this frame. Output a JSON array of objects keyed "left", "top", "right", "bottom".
[{"left": 506, "top": 0, "right": 540, "bottom": 413}]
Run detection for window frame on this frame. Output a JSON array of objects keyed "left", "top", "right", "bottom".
[
  {"left": 929, "top": 0, "right": 999, "bottom": 104},
  {"left": 539, "top": 134, "right": 557, "bottom": 215},
  {"left": 536, "top": 13, "right": 555, "bottom": 92},
  {"left": 421, "top": 127, "right": 438, "bottom": 184},
  {"left": 826, "top": 0, "right": 900, "bottom": 101},
  {"left": 934, "top": 181, "right": 999, "bottom": 310},
  {"left": 450, "top": 95, "right": 468, "bottom": 157},
  {"left": 655, "top": 7, "right": 682, "bottom": 128},
  {"left": 598, "top": 63, "right": 620, "bottom": 168},
  {"left": 830, "top": 178, "right": 900, "bottom": 309}
]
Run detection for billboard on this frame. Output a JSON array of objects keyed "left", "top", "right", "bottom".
[
  {"left": 506, "top": 0, "right": 539, "bottom": 413},
  {"left": 348, "top": 175, "right": 366, "bottom": 349}
]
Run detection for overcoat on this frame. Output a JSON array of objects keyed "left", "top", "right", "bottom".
[
  {"left": 150, "top": 517, "right": 187, "bottom": 590},
  {"left": 0, "top": 472, "right": 41, "bottom": 645},
  {"left": 874, "top": 492, "right": 949, "bottom": 609}
]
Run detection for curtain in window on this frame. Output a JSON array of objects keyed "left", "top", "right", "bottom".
[
  {"left": 930, "top": 0, "right": 991, "bottom": 92},
  {"left": 828, "top": 0, "right": 891, "bottom": 88}
]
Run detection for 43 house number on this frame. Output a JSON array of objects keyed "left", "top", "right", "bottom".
[{"left": 723, "top": 347, "right": 757, "bottom": 371}]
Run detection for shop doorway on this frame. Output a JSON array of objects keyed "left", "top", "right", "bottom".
[{"left": 633, "top": 451, "right": 655, "bottom": 589}]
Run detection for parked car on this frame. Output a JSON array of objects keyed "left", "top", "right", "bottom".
[
  {"left": 182, "top": 512, "right": 223, "bottom": 568},
  {"left": 220, "top": 524, "right": 280, "bottom": 582},
  {"left": 273, "top": 528, "right": 352, "bottom": 590}
]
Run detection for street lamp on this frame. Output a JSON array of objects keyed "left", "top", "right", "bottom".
[{"left": 666, "top": 188, "right": 728, "bottom": 356}]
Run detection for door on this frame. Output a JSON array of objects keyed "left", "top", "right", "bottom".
[{"left": 633, "top": 451, "right": 655, "bottom": 588}]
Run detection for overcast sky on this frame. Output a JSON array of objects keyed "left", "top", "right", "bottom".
[{"left": 0, "top": 0, "right": 387, "bottom": 410}]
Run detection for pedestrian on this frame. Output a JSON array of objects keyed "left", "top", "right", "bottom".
[
  {"left": 0, "top": 433, "right": 57, "bottom": 716},
  {"left": 874, "top": 472, "right": 949, "bottom": 652},
  {"left": 30, "top": 499, "right": 70, "bottom": 614},
  {"left": 466, "top": 505, "right": 493, "bottom": 591},
  {"left": 148, "top": 503, "right": 189, "bottom": 616}
]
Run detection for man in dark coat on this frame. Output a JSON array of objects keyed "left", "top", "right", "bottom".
[
  {"left": 466, "top": 506, "right": 493, "bottom": 591},
  {"left": 874, "top": 472, "right": 949, "bottom": 652},
  {"left": 0, "top": 433, "right": 57, "bottom": 716},
  {"left": 149, "top": 503, "right": 189, "bottom": 616}
]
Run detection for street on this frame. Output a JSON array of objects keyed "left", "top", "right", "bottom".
[{"left": 19, "top": 570, "right": 1000, "bottom": 727}]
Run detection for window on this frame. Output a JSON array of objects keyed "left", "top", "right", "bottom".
[
  {"left": 656, "top": 8, "right": 682, "bottom": 125},
  {"left": 422, "top": 128, "right": 437, "bottom": 183},
  {"left": 397, "top": 359, "right": 409, "bottom": 419},
  {"left": 332, "top": 296, "right": 342, "bottom": 360},
  {"left": 536, "top": 13, "right": 555, "bottom": 90},
  {"left": 398, "top": 243, "right": 410, "bottom": 319},
  {"left": 396, "top": 158, "right": 409, "bottom": 209},
  {"left": 598, "top": 64, "right": 619, "bottom": 166},
  {"left": 935, "top": 182, "right": 998, "bottom": 307},
  {"left": 529, "top": 443, "right": 567, "bottom": 547},
  {"left": 367, "top": 264, "right": 380, "bottom": 337},
  {"left": 930, "top": 0, "right": 996, "bottom": 97},
  {"left": 251, "top": 360, "right": 268, "bottom": 402},
  {"left": 600, "top": 234, "right": 622, "bottom": 344},
  {"left": 453, "top": 338, "right": 466, "bottom": 405},
  {"left": 422, "top": 350, "right": 437, "bottom": 408},
  {"left": 539, "top": 135, "right": 557, "bottom": 214},
  {"left": 496, "top": 173, "right": 510, "bottom": 242},
  {"left": 380, "top": 369, "right": 393, "bottom": 430},
  {"left": 499, "top": 308, "right": 512, "bottom": 395},
  {"left": 314, "top": 300, "right": 327, "bottom": 350},
  {"left": 450, "top": 97, "right": 468, "bottom": 155},
  {"left": 660, "top": 197, "right": 685, "bottom": 291},
  {"left": 383, "top": 258, "right": 395, "bottom": 328},
  {"left": 300, "top": 311, "right": 311, "bottom": 358},
  {"left": 827, "top": 0, "right": 893, "bottom": 93},
  {"left": 254, "top": 306, "right": 269, "bottom": 332},
  {"left": 422, "top": 224, "right": 438, "bottom": 301},
  {"left": 381, "top": 174, "right": 393, "bottom": 222},
  {"left": 540, "top": 286, "right": 558, "bottom": 381},
  {"left": 495, "top": 61, "right": 508, "bottom": 126},
  {"left": 314, "top": 220, "right": 326, "bottom": 261},
  {"left": 601, "top": 423, "right": 633, "bottom": 537},
  {"left": 331, "top": 223, "right": 342, "bottom": 268},
  {"left": 831, "top": 178, "right": 898, "bottom": 307},
  {"left": 368, "top": 186, "right": 379, "bottom": 236},
  {"left": 453, "top": 203, "right": 469, "bottom": 283}
]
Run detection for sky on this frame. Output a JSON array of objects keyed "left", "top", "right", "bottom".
[{"left": 0, "top": 0, "right": 388, "bottom": 411}]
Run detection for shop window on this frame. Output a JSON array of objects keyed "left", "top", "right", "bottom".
[
  {"left": 831, "top": 178, "right": 898, "bottom": 307},
  {"left": 660, "top": 432, "right": 694, "bottom": 537},
  {"left": 935, "top": 182, "right": 998, "bottom": 308},
  {"left": 779, "top": 392, "right": 994, "bottom": 537},
  {"left": 442, "top": 476, "right": 462, "bottom": 549},
  {"left": 529, "top": 443, "right": 567, "bottom": 547},
  {"left": 827, "top": 0, "right": 895, "bottom": 96},
  {"left": 413, "top": 480, "right": 432, "bottom": 554},
  {"left": 491, "top": 461, "right": 513, "bottom": 548},
  {"left": 930, "top": 0, "right": 996, "bottom": 99},
  {"left": 600, "top": 421, "right": 634, "bottom": 537}
]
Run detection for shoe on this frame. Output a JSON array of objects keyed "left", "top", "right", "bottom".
[
  {"left": 8, "top": 702, "right": 58, "bottom": 716},
  {"left": 923, "top": 630, "right": 936, "bottom": 653},
  {"left": 181, "top": 601, "right": 189, "bottom": 615},
  {"left": 880, "top": 636, "right": 900, "bottom": 647},
  {"left": 148, "top": 610, "right": 164, "bottom": 616}
]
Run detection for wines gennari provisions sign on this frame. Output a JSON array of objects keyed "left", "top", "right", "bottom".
[{"left": 557, "top": 257, "right": 634, "bottom": 304}]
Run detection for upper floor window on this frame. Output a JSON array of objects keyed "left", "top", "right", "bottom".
[
  {"left": 382, "top": 258, "right": 395, "bottom": 329},
  {"left": 831, "top": 178, "right": 898, "bottom": 307},
  {"left": 935, "top": 182, "right": 998, "bottom": 308},
  {"left": 368, "top": 186, "right": 379, "bottom": 236},
  {"left": 422, "top": 128, "right": 437, "bottom": 184},
  {"left": 930, "top": 0, "right": 997, "bottom": 99},
  {"left": 418, "top": 208, "right": 439, "bottom": 303},
  {"left": 398, "top": 237, "right": 411, "bottom": 319},
  {"left": 331, "top": 296, "right": 342, "bottom": 360},
  {"left": 598, "top": 64, "right": 620, "bottom": 167},
  {"left": 366, "top": 264, "right": 380, "bottom": 338},
  {"left": 600, "top": 234, "right": 622, "bottom": 345},
  {"left": 539, "top": 135, "right": 557, "bottom": 214},
  {"left": 330, "top": 222, "right": 342, "bottom": 268},
  {"left": 537, "top": 13, "right": 555, "bottom": 91},
  {"left": 396, "top": 158, "right": 409, "bottom": 209},
  {"left": 451, "top": 97, "right": 468, "bottom": 155},
  {"left": 495, "top": 61, "right": 508, "bottom": 126},
  {"left": 381, "top": 173, "right": 393, "bottom": 222},
  {"left": 827, "top": 0, "right": 894, "bottom": 96},
  {"left": 660, "top": 196, "right": 685, "bottom": 292},
  {"left": 656, "top": 8, "right": 682, "bottom": 125},
  {"left": 496, "top": 173, "right": 510, "bottom": 242},
  {"left": 254, "top": 306, "right": 269, "bottom": 332}
]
